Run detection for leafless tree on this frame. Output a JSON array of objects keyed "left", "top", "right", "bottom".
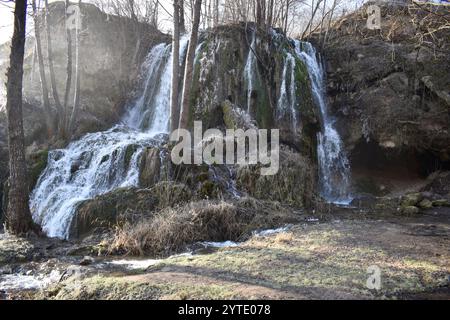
[
  {"left": 5, "top": 0, "right": 35, "bottom": 235},
  {"left": 68, "top": 0, "right": 82, "bottom": 136},
  {"left": 44, "top": 0, "right": 63, "bottom": 124},
  {"left": 31, "top": 0, "right": 54, "bottom": 137},
  {"left": 170, "top": 0, "right": 181, "bottom": 131},
  {"left": 179, "top": 0, "right": 202, "bottom": 129}
]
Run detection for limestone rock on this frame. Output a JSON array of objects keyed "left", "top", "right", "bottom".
[
  {"left": 401, "top": 206, "right": 420, "bottom": 215},
  {"left": 401, "top": 193, "right": 423, "bottom": 207},
  {"left": 418, "top": 199, "right": 433, "bottom": 210}
]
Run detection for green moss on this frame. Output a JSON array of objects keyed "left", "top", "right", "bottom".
[
  {"left": 222, "top": 100, "right": 237, "bottom": 129},
  {"left": 199, "top": 180, "right": 219, "bottom": 199},
  {"left": 124, "top": 145, "right": 138, "bottom": 169},
  {"left": 43, "top": 274, "right": 239, "bottom": 300},
  {"left": 28, "top": 149, "right": 49, "bottom": 190}
]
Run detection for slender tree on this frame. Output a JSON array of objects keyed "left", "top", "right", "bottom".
[
  {"left": 44, "top": 0, "right": 63, "bottom": 125},
  {"left": 68, "top": 0, "right": 82, "bottom": 136},
  {"left": 31, "top": 0, "right": 54, "bottom": 137},
  {"left": 5, "top": 0, "right": 34, "bottom": 235},
  {"left": 213, "top": 0, "right": 219, "bottom": 27},
  {"left": 170, "top": 0, "right": 181, "bottom": 131},
  {"left": 61, "top": 0, "right": 73, "bottom": 137},
  {"left": 179, "top": 0, "right": 186, "bottom": 33},
  {"left": 179, "top": 0, "right": 202, "bottom": 129}
]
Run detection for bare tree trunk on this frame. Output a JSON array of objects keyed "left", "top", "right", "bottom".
[
  {"left": 207, "top": 0, "right": 212, "bottom": 28},
  {"left": 318, "top": 0, "right": 327, "bottom": 43},
  {"left": 302, "top": 0, "right": 323, "bottom": 39},
  {"left": 214, "top": 0, "right": 219, "bottom": 27},
  {"left": 179, "top": 0, "right": 202, "bottom": 129},
  {"left": 69, "top": 0, "right": 82, "bottom": 136},
  {"left": 323, "top": 0, "right": 337, "bottom": 47},
  {"left": 170, "top": 0, "right": 181, "bottom": 131},
  {"left": 267, "top": 0, "right": 274, "bottom": 28},
  {"left": 5, "top": 0, "right": 34, "bottom": 235},
  {"left": 32, "top": 0, "right": 54, "bottom": 137},
  {"left": 44, "top": 0, "right": 63, "bottom": 124},
  {"left": 61, "top": 0, "right": 73, "bottom": 138},
  {"left": 284, "top": 0, "right": 290, "bottom": 34},
  {"left": 256, "top": 0, "right": 263, "bottom": 29},
  {"left": 179, "top": 0, "right": 186, "bottom": 33}
]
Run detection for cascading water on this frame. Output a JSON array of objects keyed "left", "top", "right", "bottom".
[
  {"left": 244, "top": 33, "right": 257, "bottom": 113},
  {"left": 276, "top": 53, "right": 298, "bottom": 132},
  {"left": 294, "top": 41, "right": 352, "bottom": 204},
  {"left": 30, "top": 38, "right": 190, "bottom": 239}
]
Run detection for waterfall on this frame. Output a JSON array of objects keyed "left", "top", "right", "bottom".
[
  {"left": 276, "top": 53, "right": 298, "bottom": 132},
  {"left": 30, "top": 40, "right": 187, "bottom": 239},
  {"left": 294, "top": 41, "right": 352, "bottom": 204},
  {"left": 244, "top": 33, "right": 257, "bottom": 113}
]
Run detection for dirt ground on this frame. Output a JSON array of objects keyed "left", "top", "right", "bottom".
[{"left": 1, "top": 207, "right": 446, "bottom": 300}]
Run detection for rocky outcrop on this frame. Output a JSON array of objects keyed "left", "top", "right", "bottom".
[
  {"left": 190, "top": 24, "right": 320, "bottom": 154},
  {"left": 70, "top": 183, "right": 193, "bottom": 239},
  {"left": 311, "top": 2, "right": 450, "bottom": 195}
]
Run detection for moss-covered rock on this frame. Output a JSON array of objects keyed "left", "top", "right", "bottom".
[
  {"left": 27, "top": 149, "right": 49, "bottom": 190},
  {"left": 237, "top": 148, "right": 317, "bottom": 208},
  {"left": 418, "top": 199, "right": 433, "bottom": 210},
  {"left": 401, "top": 193, "right": 423, "bottom": 207},
  {"left": 70, "top": 188, "right": 158, "bottom": 239},
  {"left": 0, "top": 236, "right": 35, "bottom": 265},
  {"left": 401, "top": 206, "right": 420, "bottom": 215},
  {"left": 139, "top": 147, "right": 161, "bottom": 188},
  {"left": 222, "top": 100, "right": 255, "bottom": 130},
  {"left": 70, "top": 181, "right": 195, "bottom": 239}
]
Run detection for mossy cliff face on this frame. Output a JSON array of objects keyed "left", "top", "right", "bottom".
[
  {"left": 175, "top": 25, "right": 320, "bottom": 208},
  {"left": 188, "top": 24, "right": 319, "bottom": 154}
]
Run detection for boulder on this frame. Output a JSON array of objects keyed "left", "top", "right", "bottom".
[
  {"left": 418, "top": 199, "right": 433, "bottom": 210},
  {"left": 70, "top": 188, "right": 158, "bottom": 239},
  {"left": 401, "top": 206, "right": 420, "bottom": 215},
  {"left": 79, "top": 256, "right": 95, "bottom": 266},
  {"left": 70, "top": 182, "right": 194, "bottom": 239},
  {"left": 401, "top": 193, "right": 423, "bottom": 207}
]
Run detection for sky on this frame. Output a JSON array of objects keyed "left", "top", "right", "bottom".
[{"left": 0, "top": 0, "right": 175, "bottom": 45}]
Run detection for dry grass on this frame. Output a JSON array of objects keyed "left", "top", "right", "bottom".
[
  {"left": 109, "top": 198, "right": 300, "bottom": 257},
  {"left": 274, "top": 232, "right": 294, "bottom": 244}
]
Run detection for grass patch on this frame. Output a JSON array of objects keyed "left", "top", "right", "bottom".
[{"left": 109, "top": 198, "right": 300, "bottom": 257}]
